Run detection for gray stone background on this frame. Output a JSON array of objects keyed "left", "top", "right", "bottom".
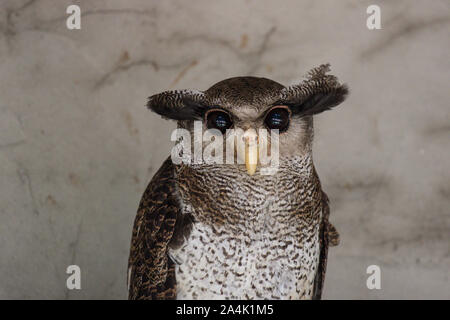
[{"left": 0, "top": 0, "right": 448, "bottom": 299}]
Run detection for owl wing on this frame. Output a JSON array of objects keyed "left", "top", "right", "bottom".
[
  {"left": 312, "top": 190, "right": 340, "bottom": 300},
  {"left": 127, "top": 157, "right": 182, "bottom": 300}
]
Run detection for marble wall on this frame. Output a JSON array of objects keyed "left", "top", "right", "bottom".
[{"left": 0, "top": 0, "right": 448, "bottom": 299}]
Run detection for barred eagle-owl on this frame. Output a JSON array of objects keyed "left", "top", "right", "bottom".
[{"left": 128, "top": 64, "right": 348, "bottom": 299}]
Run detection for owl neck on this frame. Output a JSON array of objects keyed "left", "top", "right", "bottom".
[{"left": 174, "top": 153, "right": 320, "bottom": 231}]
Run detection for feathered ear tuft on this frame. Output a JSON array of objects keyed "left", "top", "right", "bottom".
[
  {"left": 146, "top": 89, "right": 208, "bottom": 121},
  {"left": 280, "top": 64, "right": 349, "bottom": 116}
]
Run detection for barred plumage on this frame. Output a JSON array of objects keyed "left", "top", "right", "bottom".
[{"left": 128, "top": 64, "right": 348, "bottom": 299}]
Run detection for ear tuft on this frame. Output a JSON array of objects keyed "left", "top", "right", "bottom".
[
  {"left": 280, "top": 64, "right": 349, "bottom": 116},
  {"left": 146, "top": 89, "right": 207, "bottom": 121}
]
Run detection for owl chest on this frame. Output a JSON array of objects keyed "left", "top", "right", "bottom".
[{"left": 169, "top": 204, "right": 321, "bottom": 300}]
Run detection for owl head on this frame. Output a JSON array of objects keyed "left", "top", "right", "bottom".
[{"left": 147, "top": 64, "right": 348, "bottom": 175}]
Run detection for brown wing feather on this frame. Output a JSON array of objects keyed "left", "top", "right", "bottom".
[
  {"left": 128, "top": 158, "right": 180, "bottom": 300},
  {"left": 312, "top": 190, "right": 340, "bottom": 300}
]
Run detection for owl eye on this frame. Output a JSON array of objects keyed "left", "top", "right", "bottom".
[
  {"left": 205, "top": 110, "right": 233, "bottom": 134},
  {"left": 264, "top": 107, "right": 290, "bottom": 132}
]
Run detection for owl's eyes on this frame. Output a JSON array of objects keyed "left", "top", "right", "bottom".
[
  {"left": 205, "top": 110, "right": 233, "bottom": 134},
  {"left": 264, "top": 107, "right": 290, "bottom": 132}
]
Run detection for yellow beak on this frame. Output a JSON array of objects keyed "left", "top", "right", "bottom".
[{"left": 243, "top": 129, "right": 258, "bottom": 175}]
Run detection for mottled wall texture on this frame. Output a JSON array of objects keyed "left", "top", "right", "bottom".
[{"left": 0, "top": 0, "right": 448, "bottom": 299}]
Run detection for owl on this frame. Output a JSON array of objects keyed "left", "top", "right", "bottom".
[{"left": 128, "top": 64, "right": 348, "bottom": 300}]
